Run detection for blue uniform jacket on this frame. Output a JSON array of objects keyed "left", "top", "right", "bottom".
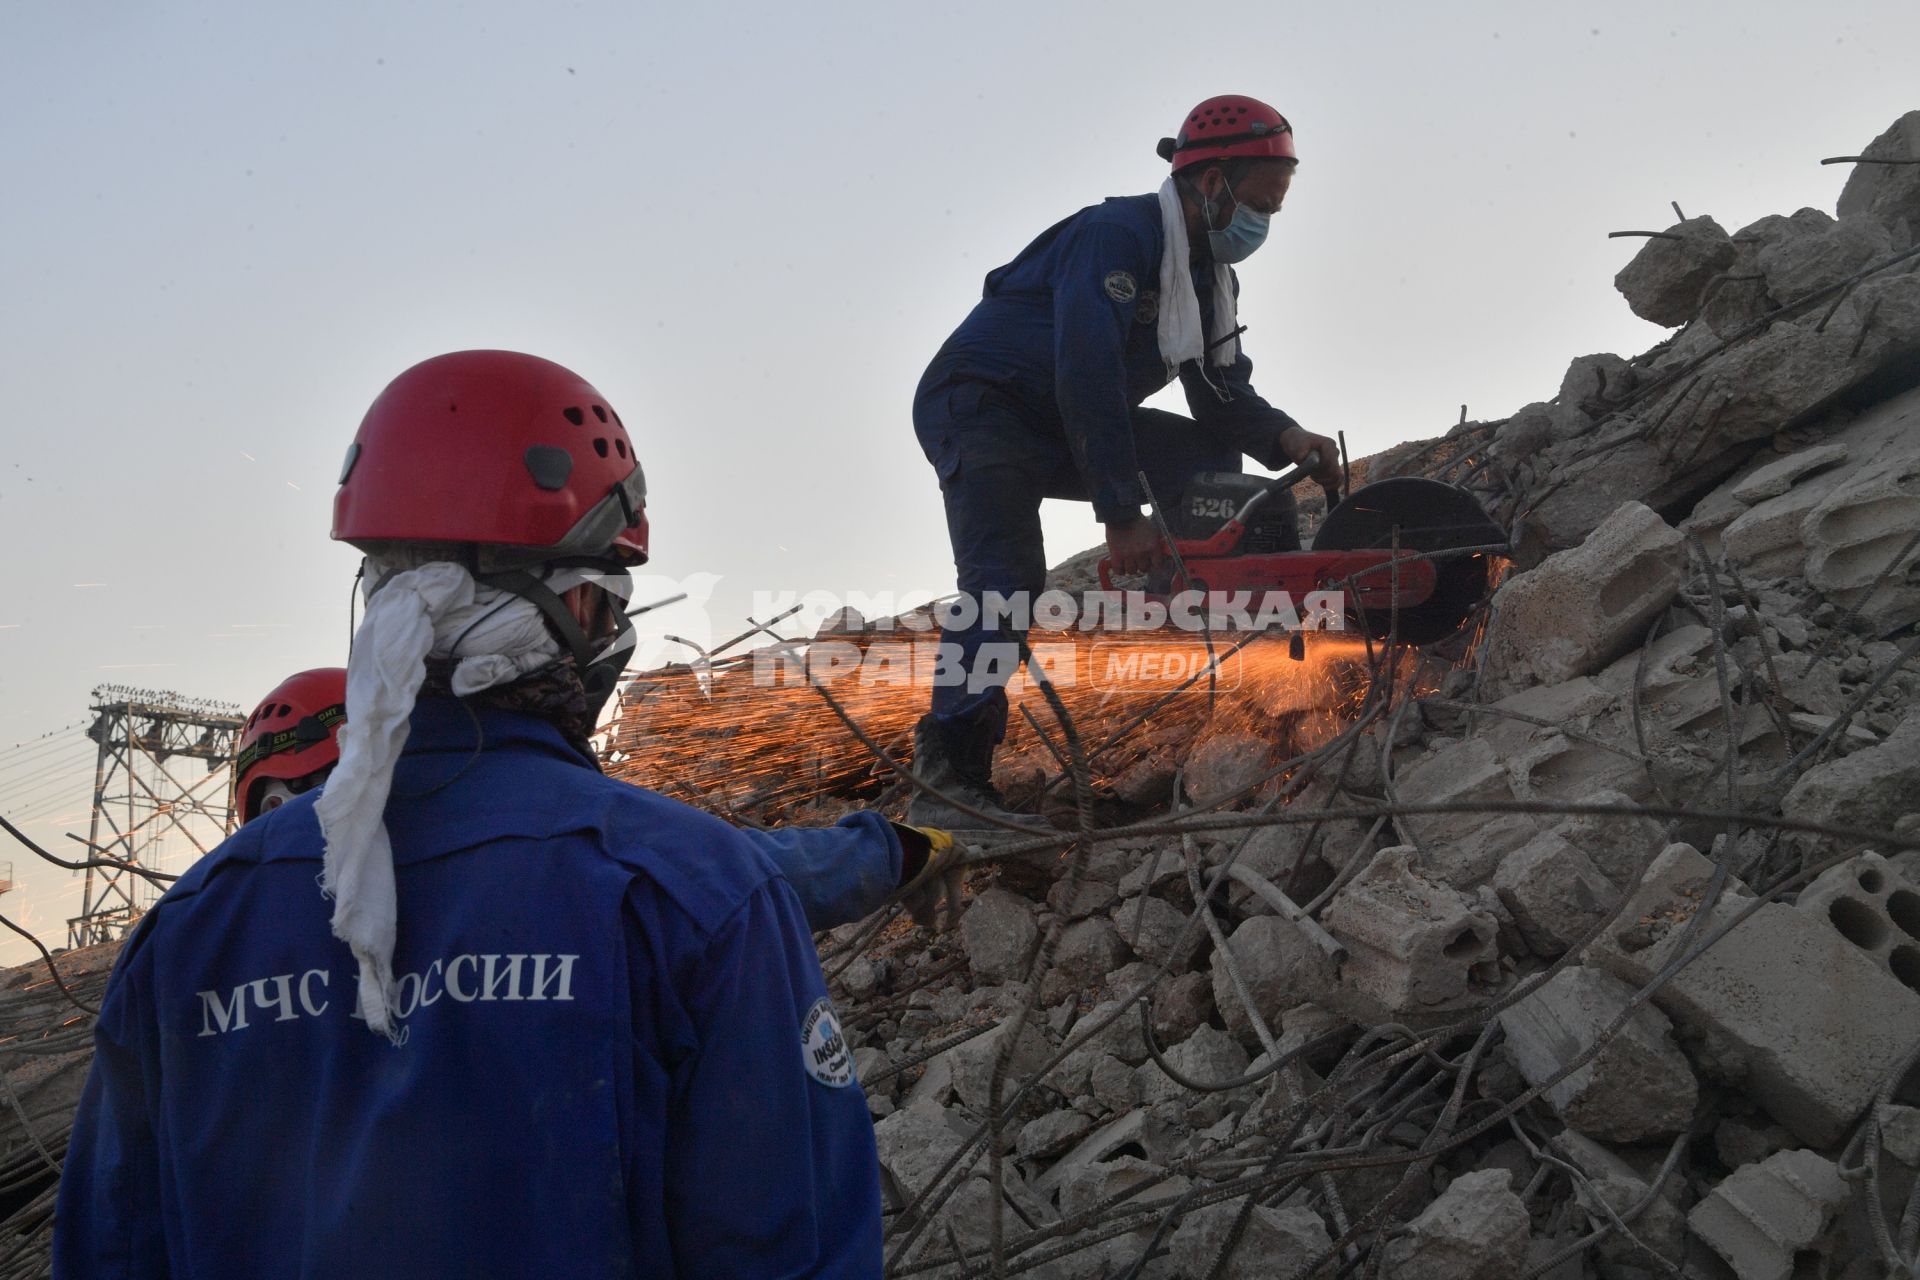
[
  {"left": 53, "top": 699, "right": 885, "bottom": 1279},
  {"left": 919, "top": 192, "right": 1305, "bottom": 523}
]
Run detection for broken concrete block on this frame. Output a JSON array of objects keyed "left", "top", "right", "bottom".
[
  {"left": 874, "top": 1103, "right": 970, "bottom": 1207},
  {"left": 1016, "top": 1108, "right": 1093, "bottom": 1161},
  {"left": 1783, "top": 712, "right": 1920, "bottom": 849},
  {"left": 1590, "top": 843, "right": 1920, "bottom": 1146},
  {"left": 1323, "top": 847, "right": 1500, "bottom": 1022},
  {"left": 1137, "top": 1024, "right": 1249, "bottom": 1107},
  {"left": 1209, "top": 914, "right": 1333, "bottom": 1049},
  {"left": 1113, "top": 894, "right": 1203, "bottom": 973},
  {"left": 1495, "top": 830, "right": 1621, "bottom": 956},
  {"left": 1183, "top": 727, "right": 1274, "bottom": 807},
  {"left": 1380, "top": 1168, "right": 1530, "bottom": 1279},
  {"left": 1613, "top": 215, "right": 1738, "bottom": 326},
  {"left": 1837, "top": 109, "right": 1920, "bottom": 248},
  {"left": 1040, "top": 916, "right": 1132, "bottom": 1003},
  {"left": 1479, "top": 502, "right": 1685, "bottom": 700},
  {"left": 1687, "top": 1148, "right": 1847, "bottom": 1280},
  {"left": 1054, "top": 1153, "right": 1187, "bottom": 1221},
  {"left": 1392, "top": 736, "right": 1534, "bottom": 889},
  {"left": 1498, "top": 965, "right": 1698, "bottom": 1142},
  {"left": 1802, "top": 444, "right": 1920, "bottom": 635},
  {"left": 1515, "top": 437, "right": 1677, "bottom": 562},
  {"left": 961, "top": 887, "right": 1039, "bottom": 985},
  {"left": 1552, "top": 1132, "right": 1689, "bottom": 1272},
  {"left": 1552, "top": 788, "right": 1669, "bottom": 888},
  {"left": 1558, "top": 351, "right": 1637, "bottom": 422},
  {"left": 1147, "top": 972, "right": 1212, "bottom": 1047},
  {"left": 1795, "top": 850, "right": 1920, "bottom": 997},
  {"left": 1721, "top": 463, "right": 1851, "bottom": 578},
  {"left": 1089, "top": 1051, "right": 1141, "bottom": 1112},
  {"left": 1756, "top": 210, "right": 1893, "bottom": 304},
  {"left": 1169, "top": 1201, "right": 1331, "bottom": 1280},
  {"left": 941, "top": 1018, "right": 1052, "bottom": 1114},
  {"left": 1730, "top": 443, "right": 1851, "bottom": 505},
  {"left": 1032, "top": 1108, "right": 1166, "bottom": 1199}
]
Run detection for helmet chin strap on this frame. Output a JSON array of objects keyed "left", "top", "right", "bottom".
[{"left": 477, "top": 567, "right": 635, "bottom": 719}]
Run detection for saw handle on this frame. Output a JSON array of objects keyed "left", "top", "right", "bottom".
[{"left": 1097, "top": 450, "right": 1333, "bottom": 590}]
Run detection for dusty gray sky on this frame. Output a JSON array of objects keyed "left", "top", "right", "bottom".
[{"left": 1, "top": 0, "right": 1914, "bottom": 957}]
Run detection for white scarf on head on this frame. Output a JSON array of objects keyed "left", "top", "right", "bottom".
[
  {"left": 1156, "top": 177, "right": 1240, "bottom": 370},
  {"left": 314, "top": 558, "right": 571, "bottom": 1043}
]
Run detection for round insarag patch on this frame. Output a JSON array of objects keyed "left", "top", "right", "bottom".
[
  {"left": 800, "top": 997, "right": 854, "bottom": 1088},
  {"left": 1104, "top": 270, "right": 1138, "bottom": 304}
]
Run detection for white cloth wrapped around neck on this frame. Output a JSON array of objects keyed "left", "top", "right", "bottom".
[
  {"left": 1155, "top": 176, "right": 1240, "bottom": 370},
  {"left": 313, "top": 557, "right": 577, "bottom": 1043}
]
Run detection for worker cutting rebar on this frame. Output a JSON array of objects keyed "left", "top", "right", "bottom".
[{"left": 909, "top": 95, "right": 1344, "bottom": 831}]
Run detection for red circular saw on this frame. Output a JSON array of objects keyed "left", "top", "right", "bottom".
[{"left": 1099, "top": 456, "right": 1505, "bottom": 646}]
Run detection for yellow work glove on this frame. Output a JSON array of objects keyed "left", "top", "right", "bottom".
[{"left": 893, "top": 823, "right": 966, "bottom": 932}]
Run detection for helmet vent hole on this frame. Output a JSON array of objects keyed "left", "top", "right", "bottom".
[
  {"left": 562, "top": 407, "right": 585, "bottom": 426},
  {"left": 591, "top": 405, "right": 608, "bottom": 423},
  {"left": 594, "top": 438, "right": 609, "bottom": 458},
  {"left": 615, "top": 439, "right": 627, "bottom": 458}
]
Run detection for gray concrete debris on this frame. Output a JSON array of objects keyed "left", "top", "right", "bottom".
[
  {"left": 1729, "top": 442, "right": 1851, "bottom": 505},
  {"left": 1210, "top": 914, "right": 1334, "bottom": 1048},
  {"left": 1137, "top": 1024, "right": 1249, "bottom": 1107},
  {"left": 1551, "top": 788, "right": 1669, "bottom": 888},
  {"left": 1755, "top": 209, "right": 1893, "bottom": 304},
  {"left": 1150, "top": 971, "right": 1216, "bottom": 1047},
  {"left": 1494, "top": 830, "right": 1620, "bottom": 956},
  {"left": 1590, "top": 843, "right": 1920, "bottom": 1146},
  {"left": 1802, "top": 439, "right": 1920, "bottom": 635},
  {"left": 1040, "top": 917, "right": 1132, "bottom": 1004},
  {"left": 1033, "top": 1108, "right": 1167, "bottom": 1200},
  {"left": 1054, "top": 1153, "right": 1186, "bottom": 1222},
  {"left": 931, "top": 1018, "right": 1054, "bottom": 1114},
  {"left": 1720, "top": 461, "right": 1851, "bottom": 578},
  {"left": 1323, "top": 847, "right": 1500, "bottom": 1022},
  {"left": 1783, "top": 712, "right": 1920, "bottom": 849},
  {"left": 1391, "top": 736, "right": 1535, "bottom": 889},
  {"left": 1113, "top": 893, "right": 1204, "bottom": 973},
  {"left": 1479, "top": 501, "right": 1685, "bottom": 700},
  {"left": 873, "top": 1103, "right": 970, "bottom": 1207},
  {"left": 1687, "top": 1148, "right": 1847, "bottom": 1280},
  {"left": 1613, "top": 215, "right": 1738, "bottom": 327},
  {"left": 1168, "top": 1201, "right": 1331, "bottom": 1280},
  {"left": 1795, "top": 850, "right": 1920, "bottom": 996},
  {"left": 1837, "top": 109, "right": 1920, "bottom": 248},
  {"left": 1498, "top": 965, "right": 1698, "bottom": 1142},
  {"left": 1552, "top": 1132, "right": 1689, "bottom": 1272},
  {"left": 1380, "top": 1168, "right": 1531, "bottom": 1279},
  {"left": 1182, "top": 727, "right": 1274, "bottom": 807},
  {"left": 1016, "top": 1108, "right": 1092, "bottom": 1161},
  {"left": 961, "top": 887, "right": 1040, "bottom": 985}
]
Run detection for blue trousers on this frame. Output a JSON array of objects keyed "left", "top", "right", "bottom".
[{"left": 914, "top": 379, "right": 1242, "bottom": 746}]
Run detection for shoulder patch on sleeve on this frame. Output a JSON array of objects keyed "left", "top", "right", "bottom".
[
  {"left": 1103, "top": 270, "right": 1138, "bottom": 304},
  {"left": 1133, "top": 290, "right": 1159, "bottom": 325},
  {"left": 800, "top": 997, "right": 854, "bottom": 1088}
]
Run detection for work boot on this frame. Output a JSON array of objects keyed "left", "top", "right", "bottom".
[{"left": 904, "top": 713, "right": 1043, "bottom": 836}]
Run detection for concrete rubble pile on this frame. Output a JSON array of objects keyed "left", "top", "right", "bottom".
[
  {"left": 828, "top": 111, "right": 1920, "bottom": 1278},
  {"left": 3, "top": 114, "right": 1919, "bottom": 1280}
]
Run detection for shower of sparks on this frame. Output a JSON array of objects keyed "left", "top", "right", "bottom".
[{"left": 605, "top": 629, "right": 1426, "bottom": 823}]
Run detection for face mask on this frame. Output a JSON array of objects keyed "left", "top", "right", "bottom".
[{"left": 1204, "top": 178, "right": 1271, "bottom": 264}]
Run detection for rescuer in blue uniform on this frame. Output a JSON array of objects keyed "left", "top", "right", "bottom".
[
  {"left": 908, "top": 95, "right": 1343, "bottom": 830},
  {"left": 54, "top": 352, "right": 906, "bottom": 1278},
  {"left": 229, "top": 666, "right": 958, "bottom": 933}
]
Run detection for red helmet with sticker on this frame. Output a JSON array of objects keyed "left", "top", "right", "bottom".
[
  {"left": 331, "top": 350, "right": 649, "bottom": 568},
  {"left": 234, "top": 667, "right": 347, "bottom": 824},
  {"left": 1158, "top": 95, "right": 1296, "bottom": 172}
]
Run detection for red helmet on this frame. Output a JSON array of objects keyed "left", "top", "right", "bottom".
[
  {"left": 332, "top": 350, "right": 648, "bottom": 568},
  {"left": 1159, "top": 95, "right": 1297, "bottom": 173},
  {"left": 235, "top": 668, "right": 348, "bottom": 824}
]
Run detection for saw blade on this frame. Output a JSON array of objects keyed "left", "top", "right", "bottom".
[{"left": 1312, "top": 477, "right": 1505, "bottom": 645}]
